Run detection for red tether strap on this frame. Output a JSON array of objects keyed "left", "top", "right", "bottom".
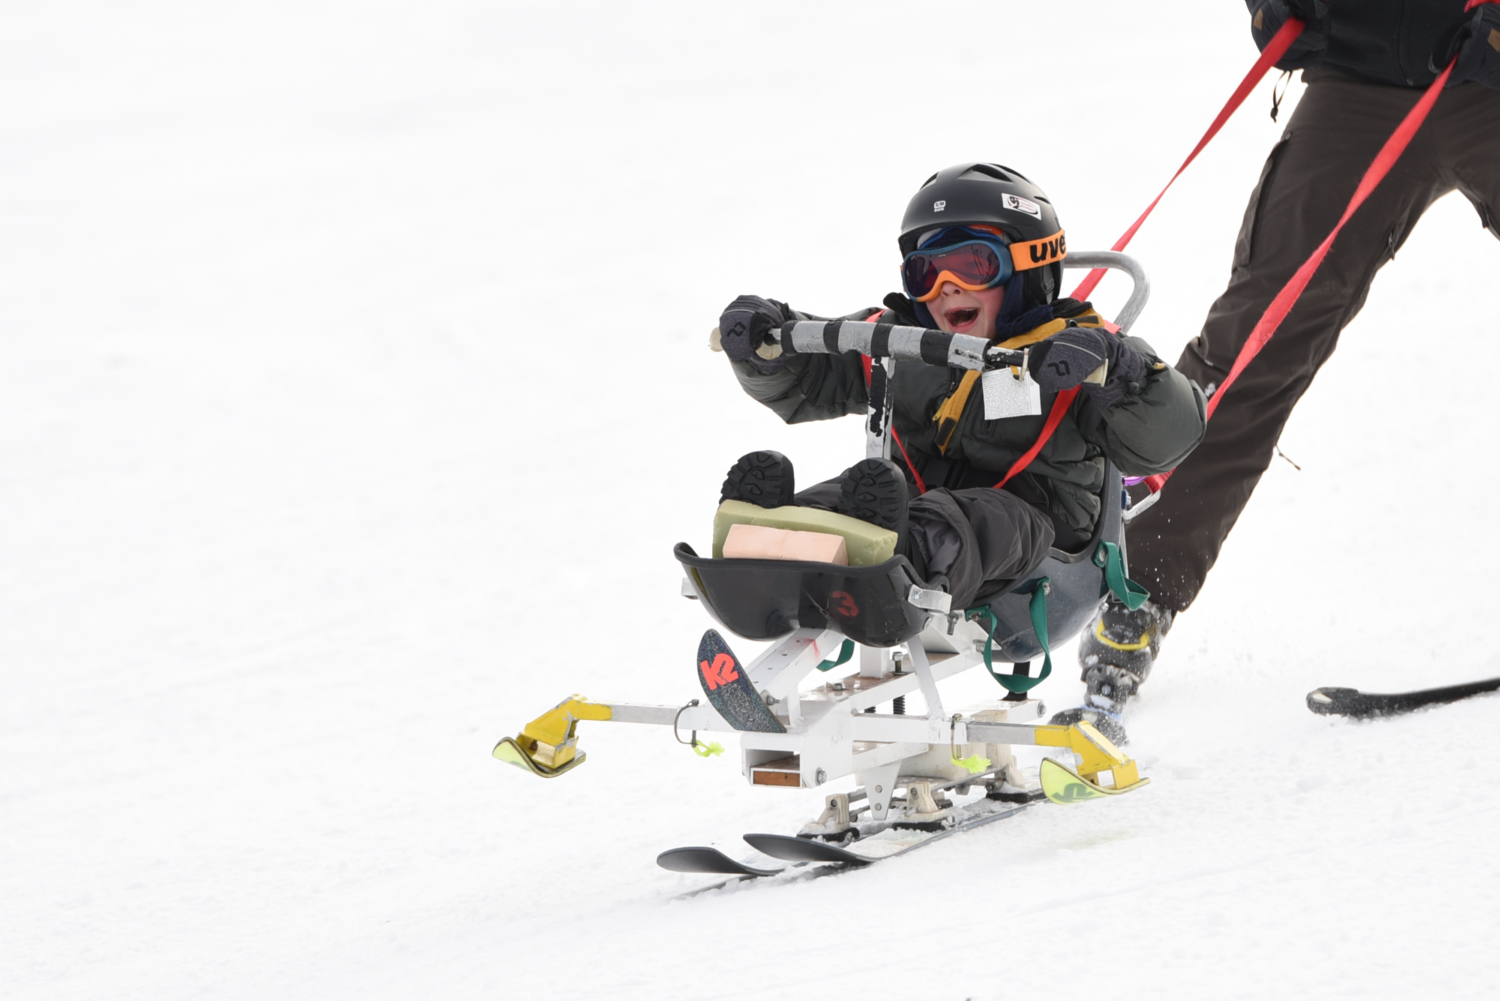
[
  {"left": 994, "top": 387, "right": 1080, "bottom": 490},
  {"left": 1143, "top": 44, "right": 1465, "bottom": 492},
  {"left": 861, "top": 310, "right": 1076, "bottom": 495},
  {"left": 1068, "top": 18, "right": 1308, "bottom": 302},
  {"left": 869, "top": 20, "right": 1304, "bottom": 497}
]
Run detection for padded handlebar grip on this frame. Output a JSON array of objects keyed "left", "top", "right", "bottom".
[{"left": 775, "top": 320, "right": 1022, "bottom": 371}]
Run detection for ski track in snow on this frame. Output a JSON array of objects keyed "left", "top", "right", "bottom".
[{"left": 3, "top": 3, "right": 1498, "bottom": 999}]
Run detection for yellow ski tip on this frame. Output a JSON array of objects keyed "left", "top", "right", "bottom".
[
  {"left": 493, "top": 736, "right": 586, "bottom": 779},
  {"left": 1040, "top": 756, "right": 1149, "bottom": 803}
]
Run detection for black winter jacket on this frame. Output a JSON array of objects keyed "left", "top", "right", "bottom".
[
  {"left": 1248, "top": 0, "right": 1473, "bottom": 87},
  {"left": 729, "top": 296, "right": 1207, "bottom": 547}
]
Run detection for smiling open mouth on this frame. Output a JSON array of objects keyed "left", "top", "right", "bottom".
[{"left": 945, "top": 307, "right": 980, "bottom": 327}]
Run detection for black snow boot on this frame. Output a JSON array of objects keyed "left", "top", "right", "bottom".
[
  {"left": 1048, "top": 597, "right": 1174, "bottom": 745},
  {"left": 721, "top": 451, "right": 796, "bottom": 508},
  {"left": 837, "top": 458, "right": 909, "bottom": 548}
]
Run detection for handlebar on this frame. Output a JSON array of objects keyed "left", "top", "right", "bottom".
[{"left": 774, "top": 319, "right": 1022, "bottom": 372}]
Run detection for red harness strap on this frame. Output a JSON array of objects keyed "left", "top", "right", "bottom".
[
  {"left": 1144, "top": 26, "right": 1471, "bottom": 492},
  {"left": 994, "top": 388, "right": 1080, "bottom": 490},
  {"left": 1068, "top": 17, "right": 1309, "bottom": 303},
  {"left": 861, "top": 21, "right": 1312, "bottom": 497},
  {"left": 876, "top": 18, "right": 1314, "bottom": 499},
  {"left": 861, "top": 309, "right": 1074, "bottom": 494}
]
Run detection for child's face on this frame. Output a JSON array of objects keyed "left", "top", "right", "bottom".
[{"left": 926, "top": 281, "right": 1006, "bottom": 338}]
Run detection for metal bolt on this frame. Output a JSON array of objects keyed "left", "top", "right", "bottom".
[
  {"left": 815, "top": 768, "right": 827, "bottom": 785},
  {"left": 875, "top": 785, "right": 883, "bottom": 794}
]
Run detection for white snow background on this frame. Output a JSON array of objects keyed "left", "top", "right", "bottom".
[{"left": 4, "top": 2, "right": 1498, "bottom": 999}]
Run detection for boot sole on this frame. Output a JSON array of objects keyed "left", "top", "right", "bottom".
[
  {"left": 721, "top": 450, "right": 795, "bottom": 508},
  {"left": 838, "top": 459, "right": 908, "bottom": 538}
]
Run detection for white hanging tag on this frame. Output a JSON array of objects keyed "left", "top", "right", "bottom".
[{"left": 982, "top": 366, "right": 1042, "bottom": 420}]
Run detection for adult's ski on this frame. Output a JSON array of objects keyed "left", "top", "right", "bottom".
[{"left": 1307, "top": 676, "right": 1500, "bottom": 719}]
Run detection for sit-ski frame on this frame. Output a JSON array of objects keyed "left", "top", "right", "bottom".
[{"left": 495, "top": 251, "right": 1153, "bottom": 820}]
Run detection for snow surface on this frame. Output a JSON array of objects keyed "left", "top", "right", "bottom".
[{"left": 5, "top": 3, "right": 1499, "bottom": 999}]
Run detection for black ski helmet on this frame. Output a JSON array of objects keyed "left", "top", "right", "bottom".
[{"left": 899, "top": 162, "right": 1066, "bottom": 311}]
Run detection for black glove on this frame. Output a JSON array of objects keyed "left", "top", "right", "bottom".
[
  {"left": 1448, "top": 4, "right": 1500, "bottom": 89},
  {"left": 1027, "top": 326, "right": 1147, "bottom": 410},
  {"left": 1248, "top": 0, "right": 1329, "bottom": 70},
  {"left": 718, "top": 295, "right": 794, "bottom": 373}
]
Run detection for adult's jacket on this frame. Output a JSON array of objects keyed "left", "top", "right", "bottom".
[{"left": 1250, "top": 0, "right": 1475, "bottom": 87}]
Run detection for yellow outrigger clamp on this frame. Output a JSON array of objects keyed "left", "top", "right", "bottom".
[
  {"left": 1032, "top": 720, "right": 1149, "bottom": 803},
  {"left": 492, "top": 695, "right": 613, "bottom": 779}
]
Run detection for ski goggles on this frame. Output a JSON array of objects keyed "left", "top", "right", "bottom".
[
  {"left": 901, "top": 237, "right": 1012, "bottom": 303},
  {"left": 901, "top": 228, "right": 1069, "bottom": 303}
]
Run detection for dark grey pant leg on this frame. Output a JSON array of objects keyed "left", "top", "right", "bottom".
[
  {"left": 1126, "top": 73, "right": 1489, "bottom": 612},
  {"left": 907, "top": 488, "right": 1055, "bottom": 607},
  {"left": 793, "top": 478, "right": 1054, "bottom": 608}
]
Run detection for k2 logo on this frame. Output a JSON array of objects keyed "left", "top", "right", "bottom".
[{"left": 699, "top": 652, "right": 740, "bottom": 691}]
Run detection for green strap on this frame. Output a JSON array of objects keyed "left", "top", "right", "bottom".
[
  {"left": 966, "top": 578, "right": 1052, "bottom": 695},
  {"left": 1094, "top": 541, "right": 1150, "bottom": 610},
  {"left": 815, "top": 638, "right": 855, "bottom": 672}
]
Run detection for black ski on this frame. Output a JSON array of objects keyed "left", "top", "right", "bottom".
[
  {"left": 656, "top": 846, "right": 782, "bottom": 877},
  {"left": 742, "top": 833, "right": 872, "bottom": 866},
  {"left": 1307, "top": 677, "right": 1500, "bottom": 718},
  {"left": 660, "top": 798, "right": 1036, "bottom": 897},
  {"left": 746, "top": 799, "right": 1031, "bottom": 867}
]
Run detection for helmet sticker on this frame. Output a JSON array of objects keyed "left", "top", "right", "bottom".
[
  {"left": 1003, "top": 193, "right": 1042, "bottom": 219},
  {"left": 933, "top": 200, "right": 947, "bottom": 212}
]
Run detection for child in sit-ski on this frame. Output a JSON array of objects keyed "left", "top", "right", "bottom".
[{"left": 715, "top": 163, "right": 1207, "bottom": 715}]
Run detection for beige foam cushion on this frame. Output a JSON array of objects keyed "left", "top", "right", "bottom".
[
  {"left": 713, "top": 500, "right": 897, "bottom": 567},
  {"left": 722, "top": 523, "right": 849, "bottom": 565}
]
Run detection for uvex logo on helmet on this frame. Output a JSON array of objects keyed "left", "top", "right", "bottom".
[
  {"left": 1029, "top": 234, "right": 1065, "bottom": 263},
  {"left": 1008, "top": 229, "right": 1067, "bottom": 271}
]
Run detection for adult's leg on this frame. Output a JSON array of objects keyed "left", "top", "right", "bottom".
[
  {"left": 1127, "top": 74, "right": 1454, "bottom": 612},
  {"left": 1440, "top": 83, "right": 1500, "bottom": 245}
]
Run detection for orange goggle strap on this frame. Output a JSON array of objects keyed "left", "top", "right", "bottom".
[{"left": 1008, "top": 229, "right": 1067, "bottom": 273}]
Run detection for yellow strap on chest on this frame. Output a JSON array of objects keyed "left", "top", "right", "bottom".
[{"left": 929, "top": 312, "right": 1104, "bottom": 455}]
